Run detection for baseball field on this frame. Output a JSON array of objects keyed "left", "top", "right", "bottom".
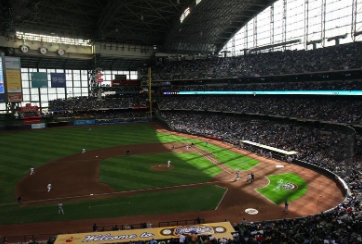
[{"left": 0, "top": 122, "right": 346, "bottom": 235}]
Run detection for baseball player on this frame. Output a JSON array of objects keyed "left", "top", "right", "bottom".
[
  {"left": 17, "top": 194, "right": 23, "bottom": 205},
  {"left": 89, "top": 127, "right": 92, "bottom": 131},
  {"left": 186, "top": 145, "right": 189, "bottom": 151},
  {"left": 236, "top": 171, "right": 240, "bottom": 181},
  {"left": 167, "top": 160, "right": 171, "bottom": 168},
  {"left": 246, "top": 173, "right": 252, "bottom": 182},
  {"left": 58, "top": 202, "right": 64, "bottom": 214},
  {"left": 47, "top": 182, "right": 52, "bottom": 192},
  {"left": 30, "top": 167, "right": 35, "bottom": 175},
  {"left": 283, "top": 200, "right": 289, "bottom": 214},
  {"left": 171, "top": 145, "right": 175, "bottom": 150},
  {"left": 82, "top": 148, "right": 86, "bottom": 154}
]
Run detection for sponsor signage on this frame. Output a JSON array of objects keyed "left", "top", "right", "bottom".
[
  {"left": 177, "top": 90, "right": 362, "bottom": 96},
  {"left": 0, "top": 57, "right": 4, "bottom": 94},
  {"left": 23, "top": 119, "right": 41, "bottom": 124},
  {"left": 19, "top": 103, "right": 39, "bottom": 112},
  {"left": 73, "top": 120, "right": 96, "bottom": 126},
  {"left": 4, "top": 57, "right": 22, "bottom": 94},
  {"left": 31, "top": 72, "right": 48, "bottom": 88},
  {"left": 111, "top": 80, "right": 141, "bottom": 86},
  {"left": 54, "top": 222, "right": 234, "bottom": 244},
  {"left": 8, "top": 93, "right": 22, "bottom": 102},
  {"left": 31, "top": 123, "right": 46, "bottom": 129},
  {"left": 4, "top": 56, "right": 21, "bottom": 69},
  {"left": 5, "top": 70, "right": 22, "bottom": 93},
  {"left": 0, "top": 57, "right": 4, "bottom": 102},
  {"left": 51, "top": 73, "right": 66, "bottom": 88}
]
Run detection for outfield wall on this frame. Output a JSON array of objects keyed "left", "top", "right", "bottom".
[{"left": 292, "top": 159, "right": 350, "bottom": 198}]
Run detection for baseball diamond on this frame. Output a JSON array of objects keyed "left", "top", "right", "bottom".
[{"left": 0, "top": 123, "right": 345, "bottom": 236}]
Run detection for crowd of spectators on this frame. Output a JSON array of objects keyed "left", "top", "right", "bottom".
[
  {"left": 148, "top": 42, "right": 362, "bottom": 80},
  {"left": 160, "top": 111, "right": 350, "bottom": 167},
  {"left": 158, "top": 96, "right": 362, "bottom": 125},
  {"left": 170, "top": 80, "right": 362, "bottom": 92},
  {"left": 48, "top": 95, "right": 147, "bottom": 111},
  {"left": 158, "top": 110, "right": 362, "bottom": 243}
]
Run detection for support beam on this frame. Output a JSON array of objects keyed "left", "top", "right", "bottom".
[
  {"left": 321, "top": 0, "right": 326, "bottom": 47},
  {"left": 304, "top": 0, "right": 309, "bottom": 50},
  {"left": 96, "top": 1, "right": 125, "bottom": 40}
]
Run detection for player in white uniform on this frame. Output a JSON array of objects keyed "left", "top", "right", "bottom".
[
  {"left": 236, "top": 171, "right": 240, "bottom": 181},
  {"left": 82, "top": 148, "right": 86, "bottom": 154},
  {"left": 47, "top": 183, "right": 52, "bottom": 192},
  {"left": 167, "top": 160, "right": 171, "bottom": 168},
  {"left": 30, "top": 167, "right": 35, "bottom": 175},
  {"left": 58, "top": 202, "right": 64, "bottom": 214},
  {"left": 246, "top": 174, "right": 252, "bottom": 182},
  {"left": 186, "top": 145, "right": 189, "bottom": 151}
]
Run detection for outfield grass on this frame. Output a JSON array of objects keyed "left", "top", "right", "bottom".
[
  {"left": 99, "top": 153, "right": 222, "bottom": 191},
  {"left": 257, "top": 173, "right": 308, "bottom": 204},
  {"left": 155, "top": 133, "right": 259, "bottom": 170},
  {"left": 1, "top": 185, "right": 226, "bottom": 225}
]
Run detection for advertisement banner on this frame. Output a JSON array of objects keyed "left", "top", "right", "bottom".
[
  {"left": 0, "top": 57, "right": 4, "bottom": 94},
  {"left": 73, "top": 120, "right": 96, "bottom": 126},
  {"left": 31, "top": 123, "right": 46, "bottom": 129},
  {"left": 51, "top": 73, "right": 66, "bottom": 88},
  {"left": 23, "top": 119, "right": 41, "bottom": 124},
  {"left": 4, "top": 56, "right": 21, "bottom": 69},
  {"left": 5, "top": 70, "right": 22, "bottom": 93},
  {"left": 54, "top": 222, "right": 234, "bottom": 244},
  {"left": 31, "top": 72, "right": 48, "bottom": 88},
  {"left": 8, "top": 93, "right": 22, "bottom": 102},
  {"left": 19, "top": 103, "right": 39, "bottom": 112}
]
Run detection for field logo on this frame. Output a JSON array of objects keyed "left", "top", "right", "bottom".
[
  {"left": 274, "top": 179, "right": 298, "bottom": 191},
  {"left": 283, "top": 182, "right": 298, "bottom": 190}
]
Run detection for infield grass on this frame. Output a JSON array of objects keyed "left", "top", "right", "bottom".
[
  {"left": 257, "top": 173, "right": 308, "bottom": 204},
  {"left": 100, "top": 153, "right": 221, "bottom": 191},
  {"left": 0, "top": 185, "right": 225, "bottom": 225}
]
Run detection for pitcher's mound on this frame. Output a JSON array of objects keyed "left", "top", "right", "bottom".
[{"left": 150, "top": 164, "right": 174, "bottom": 171}]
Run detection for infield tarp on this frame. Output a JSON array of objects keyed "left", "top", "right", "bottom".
[{"left": 54, "top": 222, "right": 235, "bottom": 244}]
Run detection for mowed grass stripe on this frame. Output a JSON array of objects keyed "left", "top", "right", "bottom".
[
  {"left": 99, "top": 153, "right": 222, "bottom": 191},
  {"left": 0, "top": 185, "right": 225, "bottom": 225},
  {"left": 188, "top": 139, "right": 259, "bottom": 170},
  {"left": 155, "top": 132, "right": 259, "bottom": 170}
]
